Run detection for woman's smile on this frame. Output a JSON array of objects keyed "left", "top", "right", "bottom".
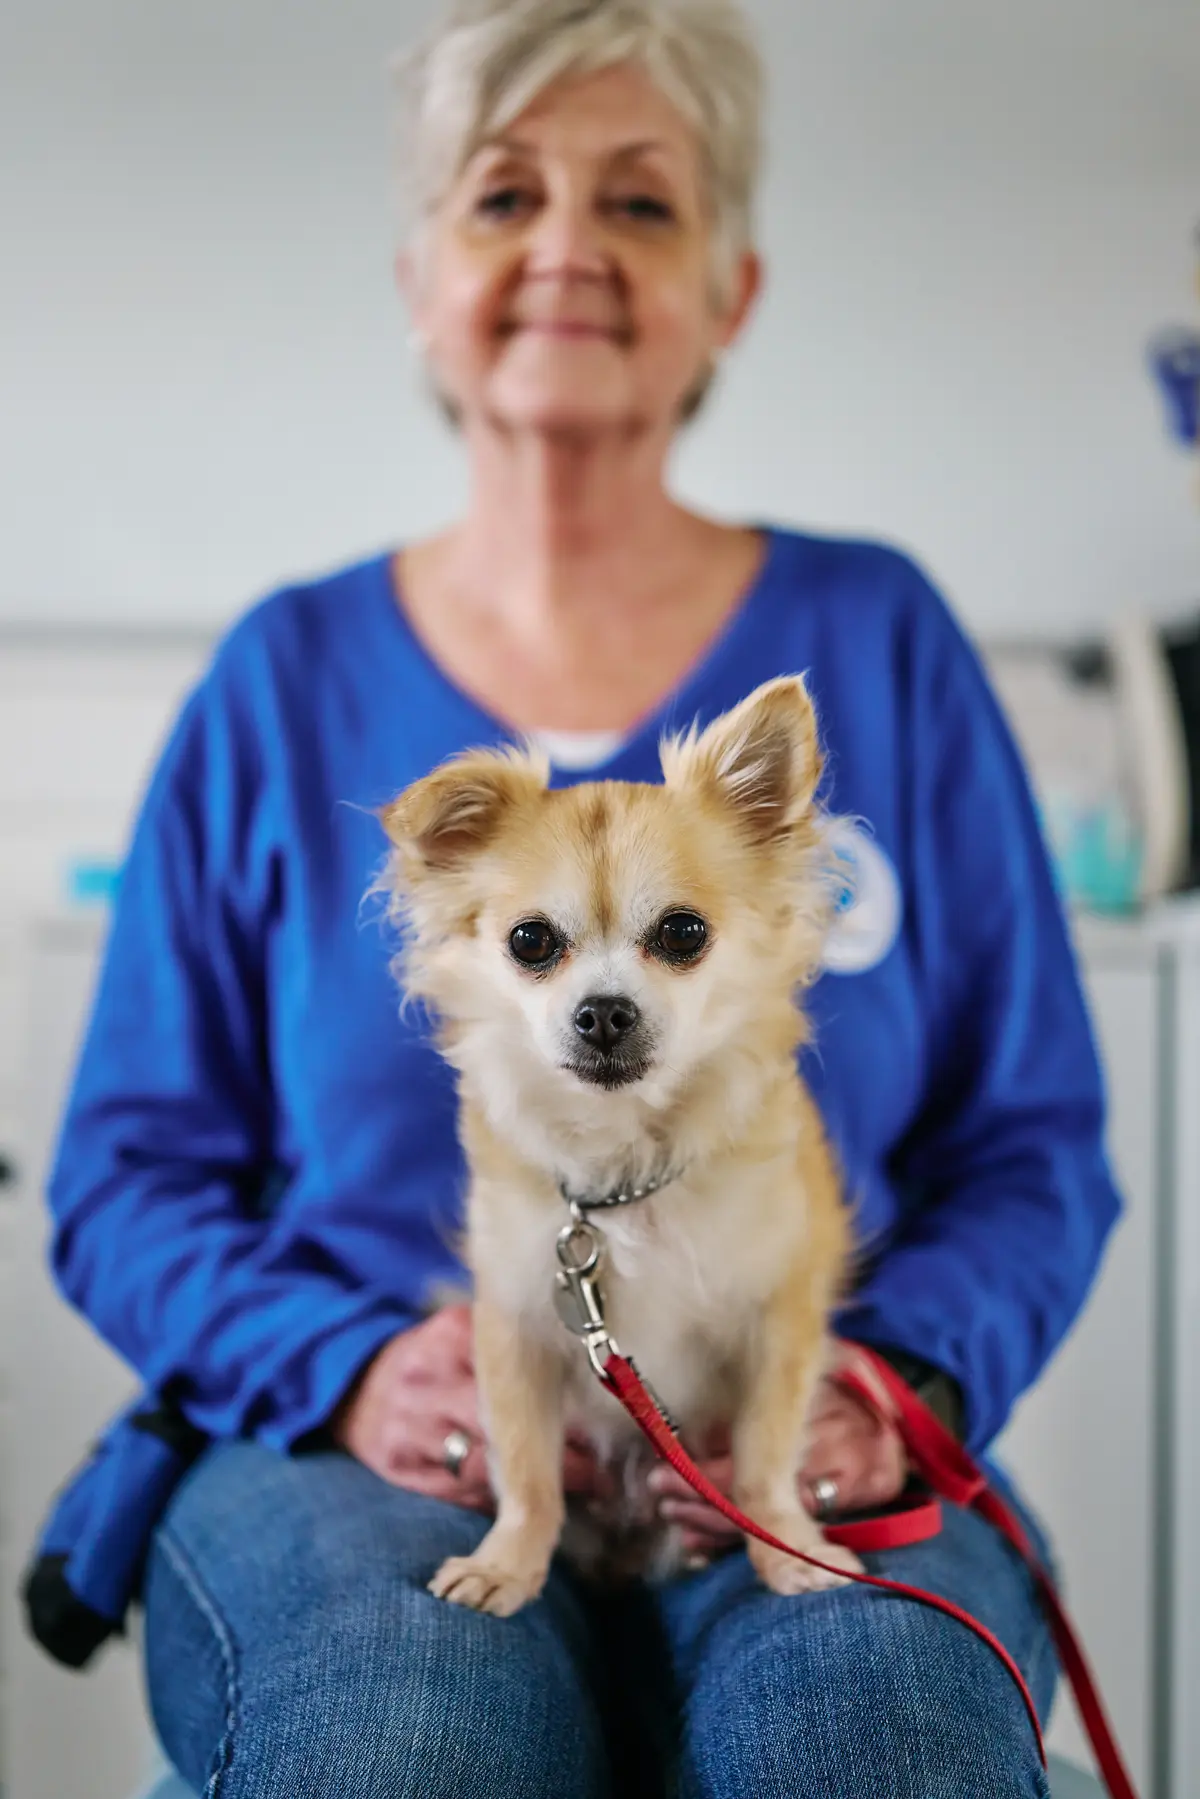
[{"left": 512, "top": 321, "right": 615, "bottom": 339}]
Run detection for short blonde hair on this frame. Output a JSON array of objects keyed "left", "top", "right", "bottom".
[{"left": 395, "top": 0, "right": 764, "bottom": 295}]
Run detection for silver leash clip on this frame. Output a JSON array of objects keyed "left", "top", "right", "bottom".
[{"left": 554, "top": 1207, "right": 619, "bottom": 1378}]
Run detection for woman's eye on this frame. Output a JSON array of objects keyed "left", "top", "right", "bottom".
[
  {"left": 508, "top": 920, "right": 561, "bottom": 967},
  {"left": 476, "top": 186, "right": 533, "bottom": 221},
  {"left": 612, "top": 194, "right": 675, "bottom": 223},
  {"left": 655, "top": 911, "right": 708, "bottom": 959}
]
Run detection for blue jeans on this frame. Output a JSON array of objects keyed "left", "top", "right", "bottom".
[{"left": 144, "top": 1442, "right": 1057, "bottom": 1797}]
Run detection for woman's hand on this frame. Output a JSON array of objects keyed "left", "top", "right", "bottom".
[
  {"left": 648, "top": 1375, "right": 908, "bottom": 1560},
  {"left": 331, "top": 1304, "right": 611, "bottom": 1513}
]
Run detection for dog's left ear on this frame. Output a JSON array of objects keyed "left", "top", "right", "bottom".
[
  {"left": 380, "top": 747, "right": 548, "bottom": 879},
  {"left": 661, "top": 676, "right": 821, "bottom": 845}
]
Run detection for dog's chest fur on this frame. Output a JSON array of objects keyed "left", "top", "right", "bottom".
[{"left": 470, "top": 1156, "right": 813, "bottom": 1458}]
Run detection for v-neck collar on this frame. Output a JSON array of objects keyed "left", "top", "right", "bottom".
[{"left": 368, "top": 526, "right": 790, "bottom": 781}]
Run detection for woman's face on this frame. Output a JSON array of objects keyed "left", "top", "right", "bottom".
[{"left": 405, "top": 62, "right": 759, "bottom": 439}]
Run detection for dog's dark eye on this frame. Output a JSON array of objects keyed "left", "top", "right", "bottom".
[
  {"left": 509, "top": 919, "right": 561, "bottom": 967},
  {"left": 655, "top": 911, "right": 708, "bottom": 960}
]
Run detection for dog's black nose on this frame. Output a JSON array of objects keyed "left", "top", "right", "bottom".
[{"left": 573, "top": 995, "right": 640, "bottom": 1052}]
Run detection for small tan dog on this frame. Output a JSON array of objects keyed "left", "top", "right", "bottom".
[{"left": 380, "top": 675, "right": 861, "bottom": 1615}]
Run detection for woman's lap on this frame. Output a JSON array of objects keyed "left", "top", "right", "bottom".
[
  {"left": 145, "top": 1442, "right": 1056, "bottom": 1798},
  {"left": 145, "top": 1443, "right": 610, "bottom": 1799},
  {"left": 656, "top": 1493, "right": 1056, "bottom": 1798}
]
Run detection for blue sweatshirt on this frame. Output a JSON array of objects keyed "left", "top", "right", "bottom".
[{"left": 47, "top": 528, "right": 1120, "bottom": 1462}]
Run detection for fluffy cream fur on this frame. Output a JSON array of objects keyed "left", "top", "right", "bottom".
[{"left": 380, "top": 676, "right": 858, "bottom": 1613}]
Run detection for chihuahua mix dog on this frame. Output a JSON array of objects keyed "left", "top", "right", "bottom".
[{"left": 380, "top": 676, "right": 860, "bottom": 1616}]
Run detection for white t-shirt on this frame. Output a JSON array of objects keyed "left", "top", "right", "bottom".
[{"left": 527, "top": 727, "right": 626, "bottom": 771}]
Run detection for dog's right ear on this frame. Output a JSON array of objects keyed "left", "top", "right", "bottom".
[{"left": 380, "top": 747, "right": 548, "bottom": 879}]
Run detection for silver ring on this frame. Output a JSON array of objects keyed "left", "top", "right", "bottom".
[
  {"left": 809, "top": 1476, "right": 840, "bottom": 1520},
  {"left": 442, "top": 1428, "right": 472, "bottom": 1479}
]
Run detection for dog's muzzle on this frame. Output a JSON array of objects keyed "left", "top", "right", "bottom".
[
  {"left": 566, "top": 1047, "right": 653, "bottom": 1089},
  {"left": 565, "top": 993, "right": 652, "bottom": 1088}
]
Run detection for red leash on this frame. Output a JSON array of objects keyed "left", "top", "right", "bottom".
[
  {"left": 834, "top": 1346, "right": 1140, "bottom": 1799},
  {"left": 599, "top": 1344, "right": 1139, "bottom": 1799}
]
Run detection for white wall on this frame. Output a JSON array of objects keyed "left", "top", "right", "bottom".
[{"left": 3, "top": 0, "right": 1198, "bottom": 637}]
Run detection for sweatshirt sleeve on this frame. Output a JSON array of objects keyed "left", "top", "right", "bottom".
[
  {"left": 46, "top": 642, "right": 414, "bottom": 1449},
  {"left": 837, "top": 578, "right": 1123, "bottom": 1451}
]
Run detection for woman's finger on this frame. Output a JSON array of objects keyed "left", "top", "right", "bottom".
[
  {"left": 646, "top": 1418, "right": 905, "bottom": 1519},
  {"left": 427, "top": 1375, "right": 485, "bottom": 1437},
  {"left": 658, "top": 1498, "right": 742, "bottom": 1542},
  {"left": 800, "top": 1437, "right": 907, "bottom": 1514},
  {"left": 387, "top": 1431, "right": 492, "bottom": 1495},
  {"left": 387, "top": 1407, "right": 613, "bottom": 1504},
  {"left": 380, "top": 1405, "right": 487, "bottom": 1485},
  {"left": 381, "top": 1407, "right": 494, "bottom": 1503},
  {"left": 393, "top": 1464, "right": 495, "bottom": 1513},
  {"left": 381, "top": 1375, "right": 484, "bottom": 1463},
  {"left": 354, "top": 1423, "right": 492, "bottom": 1510},
  {"left": 804, "top": 1405, "right": 880, "bottom": 1462},
  {"left": 648, "top": 1455, "right": 733, "bottom": 1505}
]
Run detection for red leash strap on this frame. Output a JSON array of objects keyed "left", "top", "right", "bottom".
[
  {"left": 600, "top": 1346, "right": 1140, "bottom": 1799},
  {"left": 822, "top": 1484, "right": 943, "bottom": 1553},
  {"left": 836, "top": 1347, "right": 1140, "bottom": 1799}
]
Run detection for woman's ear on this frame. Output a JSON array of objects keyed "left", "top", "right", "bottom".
[
  {"left": 660, "top": 676, "right": 821, "bottom": 846},
  {"left": 714, "top": 248, "right": 763, "bottom": 350}
]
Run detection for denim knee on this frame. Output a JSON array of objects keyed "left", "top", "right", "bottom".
[
  {"left": 680, "top": 1589, "right": 1051, "bottom": 1799},
  {"left": 144, "top": 1444, "right": 611, "bottom": 1799},
  {"left": 144, "top": 1528, "right": 237, "bottom": 1795}
]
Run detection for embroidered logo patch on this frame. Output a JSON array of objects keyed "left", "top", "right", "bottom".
[{"left": 821, "top": 819, "right": 902, "bottom": 974}]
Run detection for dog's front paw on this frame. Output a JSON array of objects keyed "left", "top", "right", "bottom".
[
  {"left": 748, "top": 1532, "right": 864, "bottom": 1596},
  {"left": 428, "top": 1552, "right": 546, "bottom": 1616}
]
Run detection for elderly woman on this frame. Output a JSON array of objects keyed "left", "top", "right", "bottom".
[{"left": 37, "top": 1, "right": 1117, "bottom": 1795}]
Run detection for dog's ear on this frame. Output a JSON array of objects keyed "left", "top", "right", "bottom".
[
  {"left": 661, "top": 676, "right": 821, "bottom": 845},
  {"left": 380, "top": 747, "right": 548, "bottom": 877}
]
